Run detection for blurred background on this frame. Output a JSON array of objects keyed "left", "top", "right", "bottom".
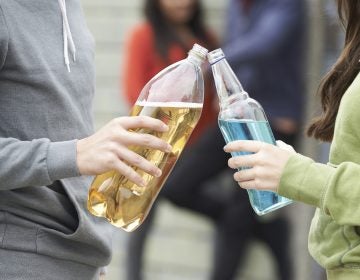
[{"left": 81, "top": 0, "right": 343, "bottom": 279}]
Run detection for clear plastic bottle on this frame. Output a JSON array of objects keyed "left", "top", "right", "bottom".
[
  {"left": 87, "top": 44, "right": 207, "bottom": 231},
  {"left": 208, "top": 48, "right": 292, "bottom": 215}
]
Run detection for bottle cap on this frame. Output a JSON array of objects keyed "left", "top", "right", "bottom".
[
  {"left": 188, "top": 43, "right": 208, "bottom": 62},
  {"left": 207, "top": 48, "right": 225, "bottom": 65}
]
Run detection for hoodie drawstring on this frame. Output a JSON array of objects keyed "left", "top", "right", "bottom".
[{"left": 58, "top": 0, "right": 76, "bottom": 72}]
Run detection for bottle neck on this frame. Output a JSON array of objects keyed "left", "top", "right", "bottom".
[
  {"left": 219, "top": 92, "right": 249, "bottom": 110},
  {"left": 187, "top": 44, "right": 208, "bottom": 67},
  {"left": 187, "top": 52, "right": 205, "bottom": 67},
  {"left": 210, "top": 57, "right": 247, "bottom": 104}
]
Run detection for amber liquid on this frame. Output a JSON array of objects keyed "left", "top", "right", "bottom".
[{"left": 87, "top": 101, "right": 202, "bottom": 232}]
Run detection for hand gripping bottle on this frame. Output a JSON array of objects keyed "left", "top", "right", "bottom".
[
  {"left": 208, "top": 48, "right": 292, "bottom": 215},
  {"left": 87, "top": 44, "right": 207, "bottom": 231}
]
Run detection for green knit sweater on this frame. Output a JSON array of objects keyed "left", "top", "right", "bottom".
[{"left": 279, "top": 72, "right": 360, "bottom": 279}]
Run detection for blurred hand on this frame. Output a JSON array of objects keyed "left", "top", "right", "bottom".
[
  {"left": 77, "top": 116, "right": 172, "bottom": 187},
  {"left": 223, "top": 140, "right": 296, "bottom": 192},
  {"left": 272, "top": 117, "right": 298, "bottom": 135}
]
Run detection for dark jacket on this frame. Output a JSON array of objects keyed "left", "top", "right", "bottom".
[{"left": 224, "top": 0, "right": 307, "bottom": 122}]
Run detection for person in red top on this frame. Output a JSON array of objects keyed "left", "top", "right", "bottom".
[
  {"left": 122, "top": 1, "right": 286, "bottom": 280},
  {"left": 123, "top": 2, "right": 217, "bottom": 143},
  {"left": 122, "top": 1, "right": 297, "bottom": 280},
  {"left": 122, "top": 1, "right": 223, "bottom": 279}
]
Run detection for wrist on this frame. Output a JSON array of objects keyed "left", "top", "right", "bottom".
[
  {"left": 76, "top": 138, "right": 88, "bottom": 175},
  {"left": 47, "top": 140, "right": 80, "bottom": 180}
]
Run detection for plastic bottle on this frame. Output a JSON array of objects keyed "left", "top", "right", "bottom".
[
  {"left": 87, "top": 44, "right": 207, "bottom": 231},
  {"left": 208, "top": 48, "right": 292, "bottom": 215}
]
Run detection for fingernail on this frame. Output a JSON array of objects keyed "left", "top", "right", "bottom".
[
  {"left": 223, "top": 145, "right": 228, "bottom": 151},
  {"left": 140, "top": 179, "right": 147, "bottom": 188},
  {"left": 154, "top": 169, "right": 162, "bottom": 177},
  {"left": 166, "top": 144, "right": 172, "bottom": 153},
  {"left": 162, "top": 124, "right": 169, "bottom": 131}
]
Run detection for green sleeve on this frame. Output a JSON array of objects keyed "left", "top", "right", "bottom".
[{"left": 278, "top": 153, "right": 360, "bottom": 226}]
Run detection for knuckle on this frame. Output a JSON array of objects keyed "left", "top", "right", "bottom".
[
  {"left": 253, "top": 166, "right": 260, "bottom": 178},
  {"left": 109, "top": 118, "right": 124, "bottom": 132},
  {"left": 229, "top": 157, "right": 238, "bottom": 168},
  {"left": 131, "top": 154, "right": 143, "bottom": 166},
  {"left": 159, "top": 141, "right": 168, "bottom": 150},
  {"left": 263, "top": 143, "right": 273, "bottom": 153},
  {"left": 233, "top": 157, "right": 239, "bottom": 166},
  {"left": 255, "top": 154, "right": 265, "bottom": 166},
  {"left": 142, "top": 135, "right": 153, "bottom": 146},
  {"left": 122, "top": 166, "right": 134, "bottom": 178},
  {"left": 137, "top": 115, "right": 148, "bottom": 126},
  {"left": 112, "top": 117, "right": 123, "bottom": 126},
  {"left": 114, "top": 129, "right": 127, "bottom": 142},
  {"left": 254, "top": 177, "right": 261, "bottom": 189},
  {"left": 107, "top": 142, "right": 118, "bottom": 153},
  {"left": 106, "top": 155, "right": 117, "bottom": 167}
]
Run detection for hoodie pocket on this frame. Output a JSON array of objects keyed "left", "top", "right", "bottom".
[
  {"left": 0, "top": 211, "right": 5, "bottom": 245},
  {"left": 0, "top": 211, "right": 38, "bottom": 253}
]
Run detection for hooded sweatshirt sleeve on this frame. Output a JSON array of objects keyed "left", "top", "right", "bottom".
[
  {"left": 0, "top": 6, "right": 80, "bottom": 190},
  {"left": 278, "top": 72, "right": 360, "bottom": 227},
  {"left": 0, "top": 138, "right": 80, "bottom": 190},
  {"left": 278, "top": 154, "right": 360, "bottom": 226},
  {"left": 0, "top": 4, "right": 8, "bottom": 70}
]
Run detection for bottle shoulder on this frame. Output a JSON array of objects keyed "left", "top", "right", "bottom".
[{"left": 219, "top": 96, "right": 267, "bottom": 122}]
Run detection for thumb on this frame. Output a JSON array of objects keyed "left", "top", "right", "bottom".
[{"left": 276, "top": 140, "right": 296, "bottom": 153}]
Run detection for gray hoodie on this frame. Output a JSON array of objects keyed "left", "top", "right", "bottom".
[{"left": 0, "top": 0, "right": 113, "bottom": 279}]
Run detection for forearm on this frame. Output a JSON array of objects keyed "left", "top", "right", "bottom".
[
  {"left": 0, "top": 137, "right": 79, "bottom": 190},
  {"left": 279, "top": 153, "right": 360, "bottom": 226}
]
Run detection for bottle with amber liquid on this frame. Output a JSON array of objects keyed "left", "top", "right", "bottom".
[{"left": 87, "top": 44, "right": 207, "bottom": 232}]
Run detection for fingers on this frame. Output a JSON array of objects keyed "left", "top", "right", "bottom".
[
  {"left": 228, "top": 154, "right": 257, "bottom": 169},
  {"left": 122, "top": 131, "right": 172, "bottom": 153},
  {"left": 112, "top": 159, "right": 146, "bottom": 187},
  {"left": 224, "top": 140, "right": 267, "bottom": 153},
  {"left": 116, "top": 116, "right": 169, "bottom": 132},
  {"left": 276, "top": 140, "right": 296, "bottom": 153},
  {"left": 237, "top": 180, "right": 257, "bottom": 190},
  {"left": 233, "top": 168, "right": 255, "bottom": 182},
  {"left": 232, "top": 166, "right": 258, "bottom": 190},
  {"left": 116, "top": 145, "right": 162, "bottom": 178}
]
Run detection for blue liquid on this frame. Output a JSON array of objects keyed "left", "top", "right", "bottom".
[{"left": 219, "top": 119, "right": 292, "bottom": 215}]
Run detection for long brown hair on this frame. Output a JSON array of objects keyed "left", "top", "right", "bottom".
[{"left": 307, "top": 0, "right": 360, "bottom": 141}]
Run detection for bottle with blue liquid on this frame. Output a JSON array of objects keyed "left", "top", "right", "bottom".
[{"left": 208, "top": 48, "right": 292, "bottom": 215}]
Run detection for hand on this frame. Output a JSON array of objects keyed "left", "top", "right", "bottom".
[
  {"left": 223, "top": 140, "right": 296, "bottom": 192},
  {"left": 271, "top": 117, "right": 298, "bottom": 135},
  {"left": 77, "top": 116, "right": 172, "bottom": 187}
]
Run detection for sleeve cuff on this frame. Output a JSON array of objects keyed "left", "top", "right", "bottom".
[
  {"left": 47, "top": 140, "right": 80, "bottom": 181},
  {"left": 278, "top": 153, "right": 334, "bottom": 208}
]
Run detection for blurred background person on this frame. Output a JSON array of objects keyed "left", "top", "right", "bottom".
[
  {"left": 224, "top": 0, "right": 306, "bottom": 147},
  {"left": 122, "top": 0, "right": 219, "bottom": 279},
  {"left": 121, "top": 0, "right": 308, "bottom": 280},
  {"left": 210, "top": 0, "right": 308, "bottom": 279}
]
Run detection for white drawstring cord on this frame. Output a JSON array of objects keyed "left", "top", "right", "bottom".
[{"left": 58, "top": 0, "right": 76, "bottom": 72}]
